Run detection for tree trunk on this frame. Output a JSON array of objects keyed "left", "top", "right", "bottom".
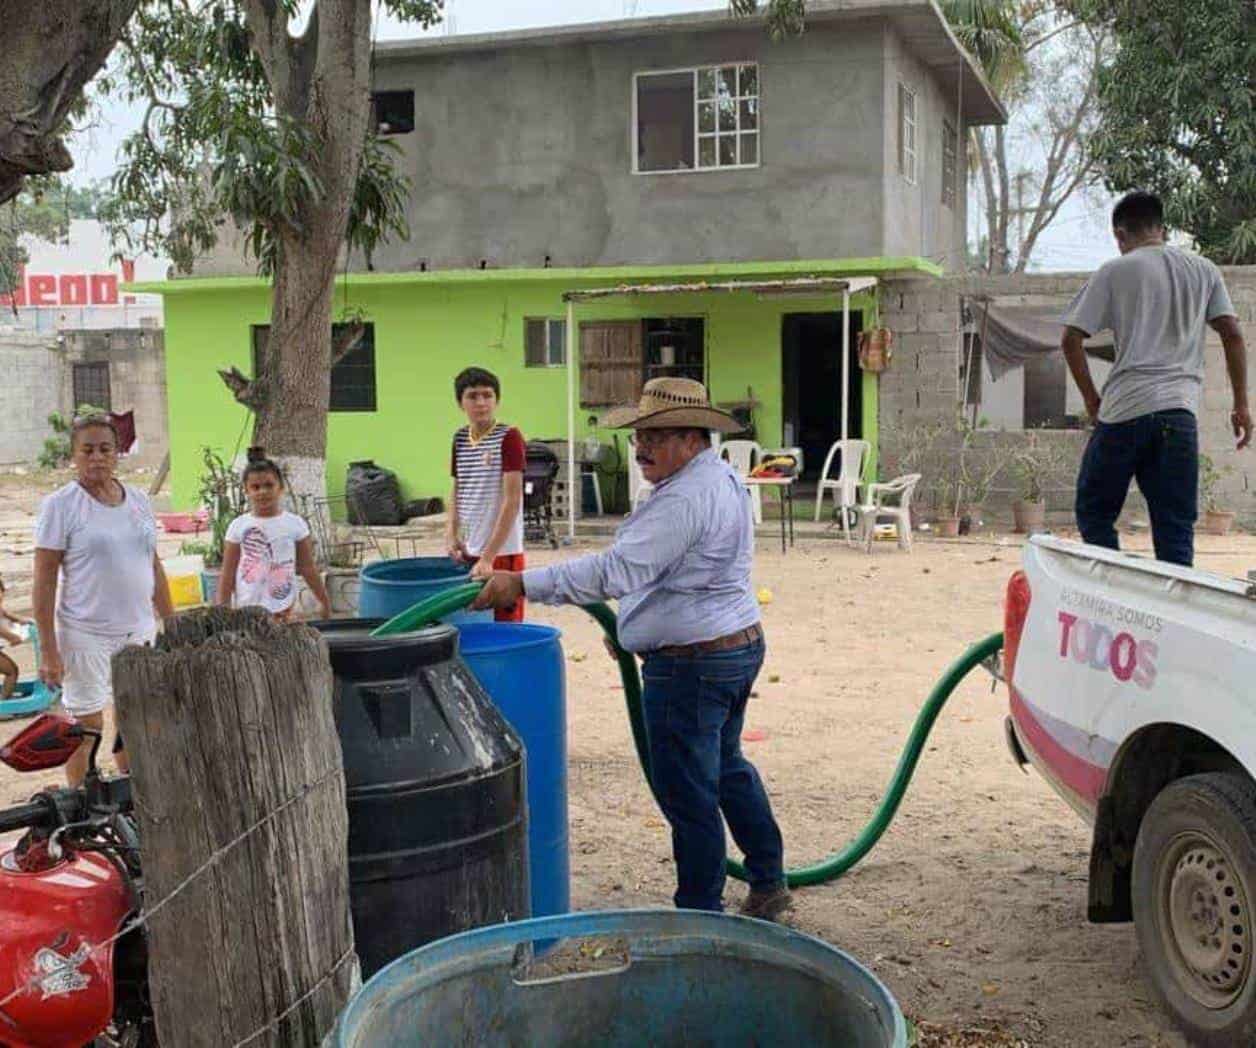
[
  {"left": 0, "top": 0, "right": 139, "bottom": 204},
  {"left": 242, "top": 0, "right": 374, "bottom": 507},
  {"left": 113, "top": 609, "right": 354, "bottom": 1047}
]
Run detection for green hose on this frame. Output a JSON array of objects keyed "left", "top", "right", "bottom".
[{"left": 371, "top": 586, "right": 1004, "bottom": 888}]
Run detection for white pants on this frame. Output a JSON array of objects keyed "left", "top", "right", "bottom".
[{"left": 57, "top": 622, "right": 157, "bottom": 718}]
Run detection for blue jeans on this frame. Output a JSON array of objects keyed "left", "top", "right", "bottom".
[
  {"left": 640, "top": 640, "right": 785, "bottom": 911},
  {"left": 1076, "top": 409, "right": 1198, "bottom": 567}
]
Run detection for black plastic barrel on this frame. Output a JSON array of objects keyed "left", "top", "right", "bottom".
[{"left": 316, "top": 620, "right": 530, "bottom": 978}]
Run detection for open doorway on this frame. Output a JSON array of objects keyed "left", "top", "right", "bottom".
[{"left": 782, "top": 311, "right": 863, "bottom": 481}]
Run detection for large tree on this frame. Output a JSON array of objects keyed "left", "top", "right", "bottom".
[
  {"left": 0, "top": 1, "right": 140, "bottom": 205},
  {"left": 1067, "top": 0, "right": 1256, "bottom": 264},
  {"left": 103, "top": 0, "right": 441, "bottom": 500},
  {"left": 944, "top": 0, "right": 1108, "bottom": 273}
]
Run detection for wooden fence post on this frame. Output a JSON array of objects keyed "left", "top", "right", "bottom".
[{"left": 114, "top": 608, "right": 354, "bottom": 1047}]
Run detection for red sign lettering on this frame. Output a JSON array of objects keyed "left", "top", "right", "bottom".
[{"left": 28, "top": 275, "right": 56, "bottom": 306}]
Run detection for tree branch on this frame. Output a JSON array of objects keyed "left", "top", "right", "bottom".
[{"left": 218, "top": 366, "right": 264, "bottom": 410}]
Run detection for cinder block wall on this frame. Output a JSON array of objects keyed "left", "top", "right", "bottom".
[
  {"left": 0, "top": 333, "right": 62, "bottom": 465},
  {"left": 61, "top": 329, "right": 169, "bottom": 468},
  {"left": 879, "top": 267, "right": 1256, "bottom": 526}
]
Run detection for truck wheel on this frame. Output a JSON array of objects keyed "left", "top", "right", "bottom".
[{"left": 1133, "top": 772, "right": 1256, "bottom": 1046}]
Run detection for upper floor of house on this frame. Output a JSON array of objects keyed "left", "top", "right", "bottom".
[{"left": 361, "top": 0, "right": 1004, "bottom": 276}]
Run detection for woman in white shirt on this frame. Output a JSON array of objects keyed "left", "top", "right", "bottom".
[{"left": 32, "top": 415, "right": 175, "bottom": 786}]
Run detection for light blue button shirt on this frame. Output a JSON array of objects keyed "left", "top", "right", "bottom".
[{"left": 522, "top": 449, "right": 760, "bottom": 653}]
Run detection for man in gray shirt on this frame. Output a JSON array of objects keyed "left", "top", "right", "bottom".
[
  {"left": 473, "top": 377, "right": 789, "bottom": 920},
  {"left": 1062, "top": 191, "right": 1250, "bottom": 566}
]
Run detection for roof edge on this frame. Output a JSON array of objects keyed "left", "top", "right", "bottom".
[{"left": 125, "top": 256, "right": 942, "bottom": 296}]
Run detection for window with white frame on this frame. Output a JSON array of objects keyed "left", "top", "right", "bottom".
[
  {"left": 942, "top": 119, "right": 958, "bottom": 208},
  {"left": 525, "top": 318, "right": 567, "bottom": 367},
  {"left": 898, "top": 83, "right": 917, "bottom": 185},
  {"left": 635, "top": 63, "right": 759, "bottom": 173}
]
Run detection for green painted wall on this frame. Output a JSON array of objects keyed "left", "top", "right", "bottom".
[{"left": 159, "top": 276, "right": 883, "bottom": 510}]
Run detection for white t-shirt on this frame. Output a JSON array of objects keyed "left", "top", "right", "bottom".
[
  {"left": 34, "top": 482, "right": 159, "bottom": 636},
  {"left": 225, "top": 511, "right": 310, "bottom": 613}
]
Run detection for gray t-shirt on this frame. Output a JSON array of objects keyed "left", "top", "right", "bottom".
[{"left": 1061, "top": 244, "right": 1236, "bottom": 424}]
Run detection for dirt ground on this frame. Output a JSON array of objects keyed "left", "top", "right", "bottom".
[{"left": 5, "top": 467, "right": 1256, "bottom": 1046}]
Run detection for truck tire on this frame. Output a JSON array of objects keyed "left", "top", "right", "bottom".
[{"left": 1133, "top": 772, "right": 1256, "bottom": 1046}]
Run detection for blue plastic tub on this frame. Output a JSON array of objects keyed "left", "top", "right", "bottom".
[
  {"left": 358, "top": 557, "right": 490, "bottom": 624},
  {"left": 457, "top": 622, "right": 568, "bottom": 920},
  {"left": 0, "top": 681, "right": 55, "bottom": 720},
  {"left": 335, "top": 909, "right": 908, "bottom": 1047}
]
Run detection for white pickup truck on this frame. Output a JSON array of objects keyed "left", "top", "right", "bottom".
[{"left": 1005, "top": 536, "right": 1256, "bottom": 1046}]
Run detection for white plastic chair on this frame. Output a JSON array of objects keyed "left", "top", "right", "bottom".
[
  {"left": 719, "top": 440, "right": 763, "bottom": 525},
  {"left": 855, "top": 473, "right": 922, "bottom": 554},
  {"left": 814, "top": 439, "right": 871, "bottom": 544},
  {"left": 628, "top": 451, "right": 654, "bottom": 511}
]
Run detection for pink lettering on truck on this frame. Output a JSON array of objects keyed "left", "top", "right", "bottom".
[{"left": 1057, "top": 610, "right": 1158, "bottom": 689}]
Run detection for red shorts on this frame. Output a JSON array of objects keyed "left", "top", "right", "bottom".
[{"left": 481, "top": 553, "right": 526, "bottom": 623}]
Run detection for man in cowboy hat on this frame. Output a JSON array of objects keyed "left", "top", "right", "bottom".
[{"left": 472, "top": 377, "right": 790, "bottom": 920}]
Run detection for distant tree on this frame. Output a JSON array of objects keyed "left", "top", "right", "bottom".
[{"left": 1066, "top": 0, "right": 1256, "bottom": 263}]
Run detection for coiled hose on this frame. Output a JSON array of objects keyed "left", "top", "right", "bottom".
[{"left": 372, "top": 585, "right": 1005, "bottom": 888}]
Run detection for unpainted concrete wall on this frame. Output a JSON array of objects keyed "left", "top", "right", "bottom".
[
  {"left": 880, "top": 25, "right": 967, "bottom": 272},
  {"left": 878, "top": 267, "right": 1256, "bottom": 526},
  {"left": 0, "top": 333, "right": 62, "bottom": 465},
  {"left": 60, "top": 329, "right": 169, "bottom": 468},
  {"left": 366, "top": 20, "right": 966, "bottom": 272}
]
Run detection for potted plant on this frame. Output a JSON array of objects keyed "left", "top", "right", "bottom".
[
  {"left": 1011, "top": 433, "right": 1067, "bottom": 534},
  {"left": 1199, "top": 454, "right": 1236, "bottom": 535},
  {"left": 196, "top": 447, "right": 247, "bottom": 601}
]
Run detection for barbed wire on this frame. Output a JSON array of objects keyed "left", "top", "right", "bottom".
[{"left": 0, "top": 764, "right": 347, "bottom": 1039}]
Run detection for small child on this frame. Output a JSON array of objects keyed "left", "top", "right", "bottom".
[
  {"left": 446, "top": 367, "right": 526, "bottom": 622},
  {"left": 215, "top": 448, "right": 332, "bottom": 621},
  {"left": 0, "top": 575, "right": 31, "bottom": 699}
]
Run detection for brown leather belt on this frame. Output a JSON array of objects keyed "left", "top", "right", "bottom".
[{"left": 653, "top": 623, "right": 764, "bottom": 658}]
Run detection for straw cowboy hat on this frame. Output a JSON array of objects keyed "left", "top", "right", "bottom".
[{"left": 602, "top": 377, "right": 741, "bottom": 433}]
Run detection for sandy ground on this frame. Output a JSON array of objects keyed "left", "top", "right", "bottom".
[{"left": 5, "top": 467, "right": 1256, "bottom": 1046}]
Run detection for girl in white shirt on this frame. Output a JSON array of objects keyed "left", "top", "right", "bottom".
[{"left": 215, "top": 449, "right": 331, "bottom": 621}]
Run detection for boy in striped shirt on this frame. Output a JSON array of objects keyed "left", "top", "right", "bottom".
[{"left": 446, "top": 367, "right": 527, "bottom": 621}]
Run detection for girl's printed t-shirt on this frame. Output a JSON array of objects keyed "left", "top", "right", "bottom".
[{"left": 226, "top": 511, "right": 309, "bottom": 613}]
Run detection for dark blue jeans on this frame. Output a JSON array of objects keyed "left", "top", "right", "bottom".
[
  {"left": 640, "top": 640, "right": 785, "bottom": 911},
  {"left": 1076, "top": 409, "right": 1198, "bottom": 567}
]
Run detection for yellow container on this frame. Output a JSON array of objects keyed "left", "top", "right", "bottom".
[{"left": 167, "top": 573, "right": 203, "bottom": 608}]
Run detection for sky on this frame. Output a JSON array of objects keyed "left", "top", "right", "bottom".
[{"left": 67, "top": 0, "right": 1117, "bottom": 273}]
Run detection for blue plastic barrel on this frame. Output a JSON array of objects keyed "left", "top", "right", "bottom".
[
  {"left": 335, "top": 909, "right": 908, "bottom": 1047},
  {"left": 357, "top": 557, "right": 491, "bottom": 624},
  {"left": 457, "top": 623, "right": 568, "bottom": 920}
]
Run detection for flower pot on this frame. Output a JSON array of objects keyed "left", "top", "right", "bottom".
[
  {"left": 934, "top": 516, "right": 961, "bottom": 538},
  {"left": 325, "top": 567, "right": 361, "bottom": 616},
  {"left": 1201, "top": 509, "right": 1237, "bottom": 536},
  {"left": 200, "top": 568, "right": 222, "bottom": 604},
  {"left": 1012, "top": 499, "right": 1047, "bottom": 534}
]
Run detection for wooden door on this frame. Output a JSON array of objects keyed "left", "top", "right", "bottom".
[{"left": 579, "top": 321, "right": 643, "bottom": 407}]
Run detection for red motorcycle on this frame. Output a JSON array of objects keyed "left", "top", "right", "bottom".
[{"left": 0, "top": 715, "right": 153, "bottom": 1047}]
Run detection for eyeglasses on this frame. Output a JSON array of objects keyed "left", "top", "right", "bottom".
[{"left": 630, "top": 429, "right": 683, "bottom": 448}]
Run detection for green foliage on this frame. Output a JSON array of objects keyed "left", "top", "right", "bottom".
[
  {"left": 179, "top": 540, "right": 213, "bottom": 558},
  {"left": 729, "top": 0, "right": 807, "bottom": 40},
  {"left": 1066, "top": 0, "right": 1256, "bottom": 263},
  {"left": 198, "top": 446, "right": 246, "bottom": 568},
  {"left": 938, "top": 0, "right": 1028, "bottom": 96},
  {"left": 1011, "top": 430, "right": 1071, "bottom": 503},
  {"left": 37, "top": 404, "right": 109, "bottom": 469},
  {"left": 1198, "top": 453, "right": 1232, "bottom": 512},
  {"left": 100, "top": 1, "right": 443, "bottom": 276}
]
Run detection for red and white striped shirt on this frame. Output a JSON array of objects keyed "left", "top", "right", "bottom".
[{"left": 451, "top": 424, "right": 525, "bottom": 556}]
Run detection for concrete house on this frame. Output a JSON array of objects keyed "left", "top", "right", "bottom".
[{"left": 135, "top": 0, "right": 1005, "bottom": 513}]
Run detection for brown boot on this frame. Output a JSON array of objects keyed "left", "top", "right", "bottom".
[{"left": 739, "top": 884, "right": 793, "bottom": 922}]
